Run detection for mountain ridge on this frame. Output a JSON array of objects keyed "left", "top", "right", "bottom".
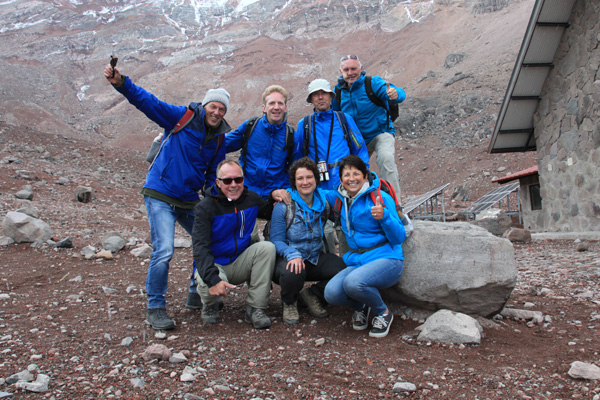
[{"left": 0, "top": 0, "right": 537, "bottom": 199}]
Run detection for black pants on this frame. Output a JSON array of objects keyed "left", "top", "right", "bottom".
[{"left": 273, "top": 253, "right": 346, "bottom": 305}]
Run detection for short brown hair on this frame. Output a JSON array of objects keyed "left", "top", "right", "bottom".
[{"left": 289, "top": 157, "right": 320, "bottom": 190}]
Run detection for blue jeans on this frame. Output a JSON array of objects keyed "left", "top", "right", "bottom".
[
  {"left": 324, "top": 258, "right": 403, "bottom": 316},
  {"left": 144, "top": 196, "right": 196, "bottom": 309}
]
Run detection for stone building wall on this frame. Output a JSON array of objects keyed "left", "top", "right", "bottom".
[{"left": 532, "top": 0, "right": 600, "bottom": 232}]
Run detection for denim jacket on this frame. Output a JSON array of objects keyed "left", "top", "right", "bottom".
[{"left": 270, "top": 188, "right": 328, "bottom": 264}]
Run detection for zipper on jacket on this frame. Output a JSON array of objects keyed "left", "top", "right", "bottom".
[
  {"left": 239, "top": 210, "right": 245, "bottom": 238},
  {"left": 232, "top": 206, "right": 239, "bottom": 260}
]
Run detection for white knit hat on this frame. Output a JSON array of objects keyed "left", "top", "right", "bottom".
[
  {"left": 202, "top": 88, "right": 230, "bottom": 111},
  {"left": 306, "top": 79, "right": 335, "bottom": 103}
]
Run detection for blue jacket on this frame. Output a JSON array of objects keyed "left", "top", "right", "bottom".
[
  {"left": 192, "top": 185, "right": 274, "bottom": 288},
  {"left": 295, "top": 109, "right": 370, "bottom": 190},
  {"left": 332, "top": 71, "right": 406, "bottom": 144},
  {"left": 115, "top": 76, "right": 228, "bottom": 202},
  {"left": 325, "top": 172, "right": 406, "bottom": 267},
  {"left": 226, "top": 116, "right": 301, "bottom": 199},
  {"left": 270, "top": 188, "right": 328, "bottom": 265}
]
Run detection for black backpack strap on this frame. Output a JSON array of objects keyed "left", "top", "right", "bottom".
[
  {"left": 334, "top": 87, "right": 342, "bottom": 109},
  {"left": 285, "top": 202, "right": 296, "bottom": 230},
  {"left": 241, "top": 117, "right": 260, "bottom": 174},
  {"left": 365, "top": 76, "right": 391, "bottom": 124},
  {"left": 333, "top": 197, "right": 342, "bottom": 225},
  {"left": 333, "top": 111, "right": 352, "bottom": 151},
  {"left": 321, "top": 201, "right": 331, "bottom": 227},
  {"left": 285, "top": 123, "right": 295, "bottom": 167},
  {"left": 302, "top": 115, "right": 312, "bottom": 157}
]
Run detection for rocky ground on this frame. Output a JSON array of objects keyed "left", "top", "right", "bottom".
[{"left": 1, "top": 124, "right": 599, "bottom": 399}]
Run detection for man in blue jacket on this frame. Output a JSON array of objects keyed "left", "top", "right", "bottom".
[
  {"left": 104, "top": 64, "right": 231, "bottom": 330},
  {"left": 226, "top": 85, "right": 301, "bottom": 204},
  {"left": 296, "top": 78, "right": 370, "bottom": 254},
  {"left": 192, "top": 160, "right": 286, "bottom": 329},
  {"left": 332, "top": 55, "right": 406, "bottom": 203}
]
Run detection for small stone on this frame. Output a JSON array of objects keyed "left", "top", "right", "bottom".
[
  {"left": 568, "top": 361, "right": 600, "bottom": 380},
  {"left": 169, "top": 352, "right": 188, "bottom": 363},
  {"left": 130, "top": 378, "right": 145, "bottom": 388},
  {"left": 393, "top": 382, "right": 417, "bottom": 392},
  {"left": 180, "top": 373, "right": 195, "bottom": 382},
  {"left": 102, "top": 286, "right": 117, "bottom": 294},
  {"left": 142, "top": 344, "right": 172, "bottom": 361},
  {"left": 81, "top": 245, "right": 96, "bottom": 259},
  {"left": 96, "top": 250, "right": 113, "bottom": 259},
  {"left": 121, "top": 337, "right": 133, "bottom": 346},
  {"left": 174, "top": 238, "right": 192, "bottom": 248},
  {"left": 55, "top": 237, "right": 73, "bottom": 248},
  {"left": 15, "top": 374, "right": 50, "bottom": 392}
]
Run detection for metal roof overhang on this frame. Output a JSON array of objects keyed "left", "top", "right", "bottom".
[{"left": 488, "top": 0, "right": 577, "bottom": 154}]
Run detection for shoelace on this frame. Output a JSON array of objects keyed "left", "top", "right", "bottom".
[
  {"left": 353, "top": 311, "right": 367, "bottom": 324},
  {"left": 372, "top": 315, "right": 388, "bottom": 329}
]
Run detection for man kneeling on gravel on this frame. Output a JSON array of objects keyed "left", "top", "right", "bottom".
[{"left": 192, "top": 160, "right": 286, "bottom": 329}]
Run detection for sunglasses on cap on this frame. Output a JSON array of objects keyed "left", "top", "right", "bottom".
[
  {"left": 218, "top": 176, "right": 244, "bottom": 185},
  {"left": 340, "top": 54, "right": 359, "bottom": 62}
]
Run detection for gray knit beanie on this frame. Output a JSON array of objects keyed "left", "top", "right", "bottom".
[{"left": 202, "top": 88, "right": 230, "bottom": 111}]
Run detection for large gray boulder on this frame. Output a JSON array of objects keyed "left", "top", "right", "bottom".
[
  {"left": 382, "top": 221, "right": 517, "bottom": 317},
  {"left": 1, "top": 212, "right": 54, "bottom": 243}
]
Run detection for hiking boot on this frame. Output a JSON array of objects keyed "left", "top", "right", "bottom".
[
  {"left": 245, "top": 305, "right": 271, "bottom": 329},
  {"left": 201, "top": 304, "right": 220, "bottom": 325},
  {"left": 299, "top": 288, "right": 328, "bottom": 318},
  {"left": 145, "top": 308, "right": 175, "bottom": 330},
  {"left": 185, "top": 292, "right": 203, "bottom": 310},
  {"left": 369, "top": 312, "right": 394, "bottom": 338},
  {"left": 352, "top": 306, "right": 370, "bottom": 331},
  {"left": 282, "top": 302, "right": 300, "bottom": 325}
]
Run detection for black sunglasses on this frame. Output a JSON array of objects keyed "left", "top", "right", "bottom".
[
  {"left": 340, "top": 54, "right": 359, "bottom": 62},
  {"left": 218, "top": 176, "right": 244, "bottom": 185}
]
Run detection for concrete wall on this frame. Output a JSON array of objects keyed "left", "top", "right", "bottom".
[{"left": 532, "top": 0, "right": 600, "bottom": 232}]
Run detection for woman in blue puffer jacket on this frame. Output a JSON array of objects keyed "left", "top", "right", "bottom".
[
  {"left": 324, "top": 155, "right": 407, "bottom": 338},
  {"left": 270, "top": 158, "right": 346, "bottom": 325}
]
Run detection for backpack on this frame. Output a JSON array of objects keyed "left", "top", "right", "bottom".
[
  {"left": 302, "top": 111, "right": 358, "bottom": 157},
  {"left": 335, "top": 76, "right": 399, "bottom": 122},
  {"left": 241, "top": 116, "right": 295, "bottom": 173},
  {"left": 147, "top": 108, "right": 224, "bottom": 164},
  {"left": 333, "top": 176, "right": 413, "bottom": 236}
]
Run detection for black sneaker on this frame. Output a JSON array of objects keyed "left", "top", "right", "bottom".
[
  {"left": 145, "top": 308, "right": 175, "bottom": 330},
  {"left": 369, "top": 313, "right": 394, "bottom": 338},
  {"left": 185, "top": 292, "right": 203, "bottom": 310},
  {"left": 245, "top": 305, "right": 271, "bottom": 329},
  {"left": 352, "top": 306, "right": 370, "bottom": 331},
  {"left": 202, "top": 304, "right": 220, "bottom": 325}
]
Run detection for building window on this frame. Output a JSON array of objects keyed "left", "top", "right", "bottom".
[{"left": 529, "top": 184, "right": 542, "bottom": 210}]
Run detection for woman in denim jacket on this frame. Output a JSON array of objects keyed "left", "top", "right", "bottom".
[
  {"left": 270, "top": 158, "right": 346, "bottom": 325},
  {"left": 324, "top": 155, "right": 407, "bottom": 338}
]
